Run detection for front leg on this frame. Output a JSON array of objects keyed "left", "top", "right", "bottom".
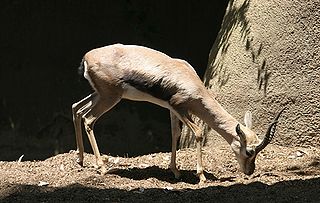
[
  {"left": 195, "top": 135, "right": 206, "bottom": 183},
  {"left": 180, "top": 114, "right": 207, "bottom": 183},
  {"left": 170, "top": 111, "right": 182, "bottom": 179}
]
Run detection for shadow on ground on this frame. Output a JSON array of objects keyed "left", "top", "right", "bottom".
[
  {"left": 108, "top": 166, "right": 219, "bottom": 184},
  {"left": 2, "top": 177, "right": 320, "bottom": 202}
]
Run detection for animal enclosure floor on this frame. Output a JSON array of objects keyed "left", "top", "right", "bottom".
[{"left": 0, "top": 143, "right": 320, "bottom": 202}]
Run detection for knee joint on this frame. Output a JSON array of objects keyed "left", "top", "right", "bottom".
[
  {"left": 83, "top": 116, "right": 95, "bottom": 129},
  {"left": 194, "top": 128, "right": 203, "bottom": 142}
]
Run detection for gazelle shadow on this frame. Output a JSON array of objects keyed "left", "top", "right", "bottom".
[{"left": 108, "top": 166, "right": 219, "bottom": 184}]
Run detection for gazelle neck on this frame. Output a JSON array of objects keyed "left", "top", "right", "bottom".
[{"left": 192, "top": 92, "right": 240, "bottom": 144}]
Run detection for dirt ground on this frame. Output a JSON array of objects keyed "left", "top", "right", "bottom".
[{"left": 0, "top": 141, "right": 319, "bottom": 203}]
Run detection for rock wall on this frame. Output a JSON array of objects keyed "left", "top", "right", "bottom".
[{"left": 202, "top": 0, "right": 320, "bottom": 147}]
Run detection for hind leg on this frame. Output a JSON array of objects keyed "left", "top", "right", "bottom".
[
  {"left": 72, "top": 92, "right": 98, "bottom": 165},
  {"left": 82, "top": 94, "right": 121, "bottom": 174}
]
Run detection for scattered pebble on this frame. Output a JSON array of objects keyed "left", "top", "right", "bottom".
[{"left": 38, "top": 181, "right": 49, "bottom": 186}]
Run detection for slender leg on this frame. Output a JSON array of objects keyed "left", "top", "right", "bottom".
[
  {"left": 178, "top": 113, "right": 206, "bottom": 183},
  {"left": 195, "top": 134, "right": 206, "bottom": 183},
  {"left": 72, "top": 92, "right": 98, "bottom": 165},
  {"left": 82, "top": 95, "right": 121, "bottom": 174},
  {"left": 169, "top": 111, "right": 182, "bottom": 179}
]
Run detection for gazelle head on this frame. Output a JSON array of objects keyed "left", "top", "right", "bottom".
[{"left": 231, "top": 108, "right": 286, "bottom": 175}]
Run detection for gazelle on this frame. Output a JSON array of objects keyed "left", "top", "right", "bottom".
[{"left": 72, "top": 43, "right": 285, "bottom": 183}]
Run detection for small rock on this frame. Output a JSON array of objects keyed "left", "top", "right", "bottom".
[
  {"left": 109, "top": 157, "right": 120, "bottom": 164},
  {"left": 59, "top": 164, "right": 65, "bottom": 171},
  {"left": 138, "top": 163, "right": 150, "bottom": 168},
  {"left": 134, "top": 188, "right": 145, "bottom": 194},
  {"left": 164, "top": 186, "right": 174, "bottom": 191},
  {"left": 17, "top": 155, "right": 24, "bottom": 162},
  {"left": 38, "top": 181, "right": 49, "bottom": 186},
  {"left": 296, "top": 150, "right": 307, "bottom": 157},
  {"left": 296, "top": 151, "right": 304, "bottom": 157}
]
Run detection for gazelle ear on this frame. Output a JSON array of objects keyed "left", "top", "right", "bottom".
[{"left": 244, "top": 111, "right": 253, "bottom": 129}]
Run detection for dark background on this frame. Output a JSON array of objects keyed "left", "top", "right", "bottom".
[{"left": 0, "top": 1, "right": 228, "bottom": 161}]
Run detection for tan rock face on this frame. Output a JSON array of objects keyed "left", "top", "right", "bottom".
[{"left": 203, "top": 0, "right": 320, "bottom": 147}]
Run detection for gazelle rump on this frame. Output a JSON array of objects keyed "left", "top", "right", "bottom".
[{"left": 72, "top": 44, "right": 285, "bottom": 183}]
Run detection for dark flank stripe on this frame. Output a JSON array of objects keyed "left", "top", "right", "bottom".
[{"left": 121, "top": 72, "right": 177, "bottom": 101}]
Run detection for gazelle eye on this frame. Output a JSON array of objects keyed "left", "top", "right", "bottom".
[{"left": 246, "top": 148, "right": 255, "bottom": 157}]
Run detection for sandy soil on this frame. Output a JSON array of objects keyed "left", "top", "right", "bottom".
[{"left": 0, "top": 142, "right": 319, "bottom": 202}]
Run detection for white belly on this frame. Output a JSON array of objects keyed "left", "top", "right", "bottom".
[{"left": 122, "top": 85, "right": 171, "bottom": 110}]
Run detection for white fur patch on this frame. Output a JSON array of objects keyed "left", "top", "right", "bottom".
[
  {"left": 122, "top": 84, "right": 171, "bottom": 109},
  {"left": 83, "top": 61, "right": 90, "bottom": 80},
  {"left": 83, "top": 61, "right": 98, "bottom": 92}
]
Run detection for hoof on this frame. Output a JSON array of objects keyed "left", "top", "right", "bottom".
[
  {"left": 98, "top": 166, "right": 107, "bottom": 175},
  {"left": 170, "top": 166, "right": 181, "bottom": 180},
  {"left": 76, "top": 158, "right": 83, "bottom": 166},
  {"left": 173, "top": 171, "right": 181, "bottom": 180},
  {"left": 75, "top": 150, "right": 84, "bottom": 166},
  {"left": 198, "top": 173, "right": 207, "bottom": 184}
]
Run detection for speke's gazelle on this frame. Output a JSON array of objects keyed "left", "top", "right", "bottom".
[{"left": 72, "top": 44, "right": 285, "bottom": 183}]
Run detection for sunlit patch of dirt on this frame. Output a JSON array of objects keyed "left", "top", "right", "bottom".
[{"left": 0, "top": 144, "right": 319, "bottom": 202}]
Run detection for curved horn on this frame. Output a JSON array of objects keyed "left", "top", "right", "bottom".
[{"left": 255, "top": 107, "right": 287, "bottom": 152}]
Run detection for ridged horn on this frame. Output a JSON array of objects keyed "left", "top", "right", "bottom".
[{"left": 255, "top": 107, "right": 287, "bottom": 152}]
